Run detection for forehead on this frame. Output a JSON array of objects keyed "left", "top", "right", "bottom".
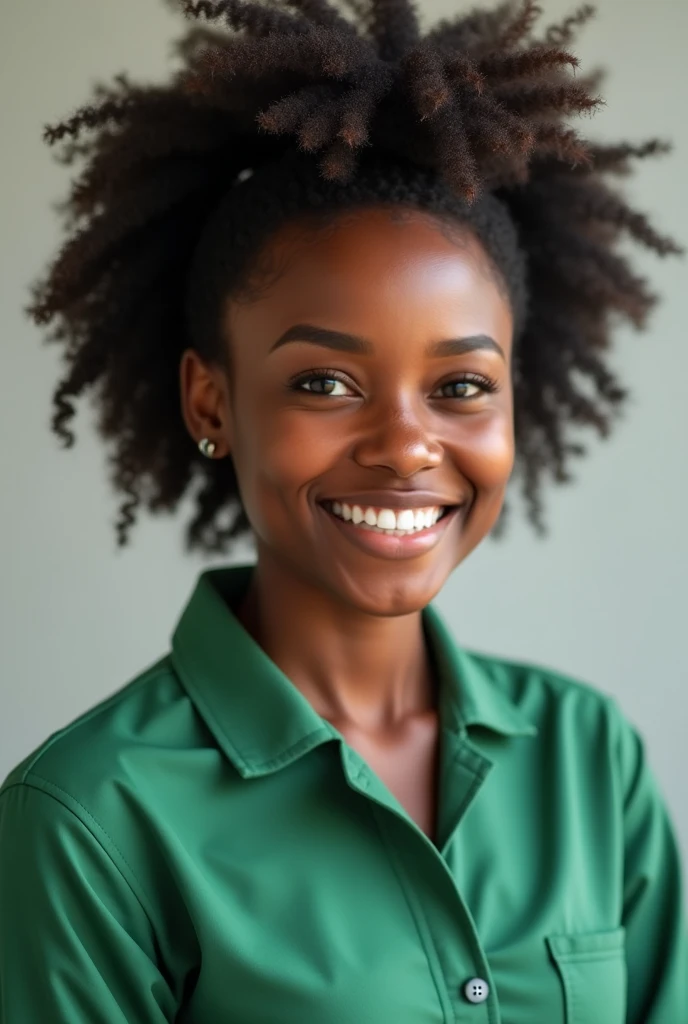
[{"left": 227, "top": 206, "right": 513, "bottom": 348}]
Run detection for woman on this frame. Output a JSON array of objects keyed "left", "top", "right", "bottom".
[{"left": 0, "top": 0, "right": 685, "bottom": 1021}]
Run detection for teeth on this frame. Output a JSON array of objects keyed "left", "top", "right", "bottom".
[
  {"left": 399, "top": 510, "right": 416, "bottom": 530},
  {"left": 377, "top": 509, "right": 398, "bottom": 530},
  {"left": 326, "top": 502, "right": 445, "bottom": 534}
]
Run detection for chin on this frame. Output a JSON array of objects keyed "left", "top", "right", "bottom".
[{"left": 327, "top": 562, "right": 455, "bottom": 618}]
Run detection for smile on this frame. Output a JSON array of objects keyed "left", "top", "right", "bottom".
[
  {"left": 319, "top": 500, "right": 461, "bottom": 559},
  {"left": 322, "top": 500, "right": 449, "bottom": 536}
]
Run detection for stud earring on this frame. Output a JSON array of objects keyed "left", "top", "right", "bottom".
[{"left": 198, "top": 438, "right": 217, "bottom": 458}]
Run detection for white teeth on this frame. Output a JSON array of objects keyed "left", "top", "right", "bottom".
[
  {"left": 396, "top": 509, "right": 416, "bottom": 531},
  {"left": 377, "top": 509, "right": 397, "bottom": 530},
  {"left": 326, "top": 501, "right": 445, "bottom": 534}
]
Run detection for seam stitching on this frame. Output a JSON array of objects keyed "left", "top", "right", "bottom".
[{"left": 7, "top": 776, "right": 158, "bottom": 934}]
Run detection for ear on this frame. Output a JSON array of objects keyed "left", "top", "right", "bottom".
[{"left": 179, "top": 348, "right": 233, "bottom": 457}]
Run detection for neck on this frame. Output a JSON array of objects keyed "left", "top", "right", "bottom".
[{"left": 233, "top": 557, "right": 437, "bottom": 736}]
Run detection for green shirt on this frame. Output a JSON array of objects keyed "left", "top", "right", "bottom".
[{"left": 1, "top": 564, "right": 686, "bottom": 1023}]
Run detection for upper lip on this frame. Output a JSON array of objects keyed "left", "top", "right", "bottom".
[{"left": 319, "top": 491, "right": 462, "bottom": 510}]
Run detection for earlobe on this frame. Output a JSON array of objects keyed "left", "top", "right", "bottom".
[{"left": 179, "top": 348, "right": 232, "bottom": 458}]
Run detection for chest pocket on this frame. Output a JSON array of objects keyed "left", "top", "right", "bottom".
[{"left": 546, "top": 927, "right": 627, "bottom": 1024}]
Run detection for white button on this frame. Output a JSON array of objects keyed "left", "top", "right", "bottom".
[{"left": 463, "top": 977, "right": 490, "bottom": 1004}]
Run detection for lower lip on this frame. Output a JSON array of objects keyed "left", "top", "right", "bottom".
[{"left": 319, "top": 504, "right": 461, "bottom": 559}]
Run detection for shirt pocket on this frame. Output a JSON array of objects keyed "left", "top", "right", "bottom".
[{"left": 545, "top": 927, "right": 627, "bottom": 1024}]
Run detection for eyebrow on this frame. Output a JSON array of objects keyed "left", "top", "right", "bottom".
[{"left": 269, "top": 323, "right": 505, "bottom": 361}]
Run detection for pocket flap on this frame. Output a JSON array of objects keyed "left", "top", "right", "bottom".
[{"left": 546, "top": 926, "right": 626, "bottom": 962}]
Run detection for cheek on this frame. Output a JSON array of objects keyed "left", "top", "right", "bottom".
[
  {"left": 231, "top": 406, "right": 340, "bottom": 525},
  {"left": 452, "top": 410, "right": 515, "bottom": 492}
]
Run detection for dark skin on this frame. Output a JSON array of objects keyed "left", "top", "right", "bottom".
[{"left": 179, "top": 206, "right": 514, "bottom": 843}]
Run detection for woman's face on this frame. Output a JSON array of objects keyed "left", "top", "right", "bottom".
[{"left": 186, "top": 205, "right": 515, "bottom": 616}]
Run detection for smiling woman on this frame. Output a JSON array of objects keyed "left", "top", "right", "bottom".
[
  {"left": 1, "top": 0, "right": 687, "bottom": 1022},
  {"left": 178, "top": 208, "right": 518, "bottom": 609}
]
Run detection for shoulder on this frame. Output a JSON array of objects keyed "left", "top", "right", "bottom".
[
  {"left": 464, "top": 645, "right": 635, "bottom": 749},
  {"left": 460, "top": 647, "right": 655, "bottom": 820},
  {"left": 0, "top": 657, "right": 198, "bottom": 984},
  {"left": 473, "top": 646, "right": 609, "bottom": 696},
  {"left": 0, "top": 654, "right": 199, "bottom": 818}
]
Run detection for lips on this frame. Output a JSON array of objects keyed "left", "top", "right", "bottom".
[{"left": 318, "top": 499, "right": 462, "bottom": 559}]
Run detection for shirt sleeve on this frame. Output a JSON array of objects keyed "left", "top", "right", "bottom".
[
  {"left": 0, "top": 781, "right": 177, "bottom": 1023},
  {"left": 607, "top": 698, "right": 688, "bottom": 1024}
]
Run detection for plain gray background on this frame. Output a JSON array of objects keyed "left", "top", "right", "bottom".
[{"left": 2, "top": 0, "right": 687, "bottom": 902}]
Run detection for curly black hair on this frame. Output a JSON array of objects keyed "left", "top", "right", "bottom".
[{"left": 25, "top": 0, "right": 682, "bottom": 552}]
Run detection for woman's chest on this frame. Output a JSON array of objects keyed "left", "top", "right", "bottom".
[{"left": 160, "top": 736, "right": 627, "bottom": 1024}]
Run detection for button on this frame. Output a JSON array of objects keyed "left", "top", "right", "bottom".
[{"left": 463, "top": 977, "right": 490, "bottom": 1004}]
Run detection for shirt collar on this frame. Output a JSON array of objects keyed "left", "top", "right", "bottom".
[
  {"left": 422, "top": 598, "right": 538, "bottom": 740},
  {"left": 170, "top": 564, "right": 537, "bottom": 778}
]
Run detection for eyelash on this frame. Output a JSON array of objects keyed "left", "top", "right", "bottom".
[{"left": 287, "top": 367, "right": 500, "bottom": 400}]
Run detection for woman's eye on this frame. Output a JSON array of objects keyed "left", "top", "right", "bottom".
[
  {"left": 435, "top": 379, "right": 485, "bottom": 400},
  {"left": 297, "top": 375, "right": 352, "bottom": 396},
  {"left": 290, "top": 372, "right": 496, "bottom": 400}
]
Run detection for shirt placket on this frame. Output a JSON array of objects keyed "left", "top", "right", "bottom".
[{"left": 340, "top": 735, "right": 501, "bottom": 1024}]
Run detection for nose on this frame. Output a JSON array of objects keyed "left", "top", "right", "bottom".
[{"left": 351, "top": 401, "right": 444, "bottom": 477}]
